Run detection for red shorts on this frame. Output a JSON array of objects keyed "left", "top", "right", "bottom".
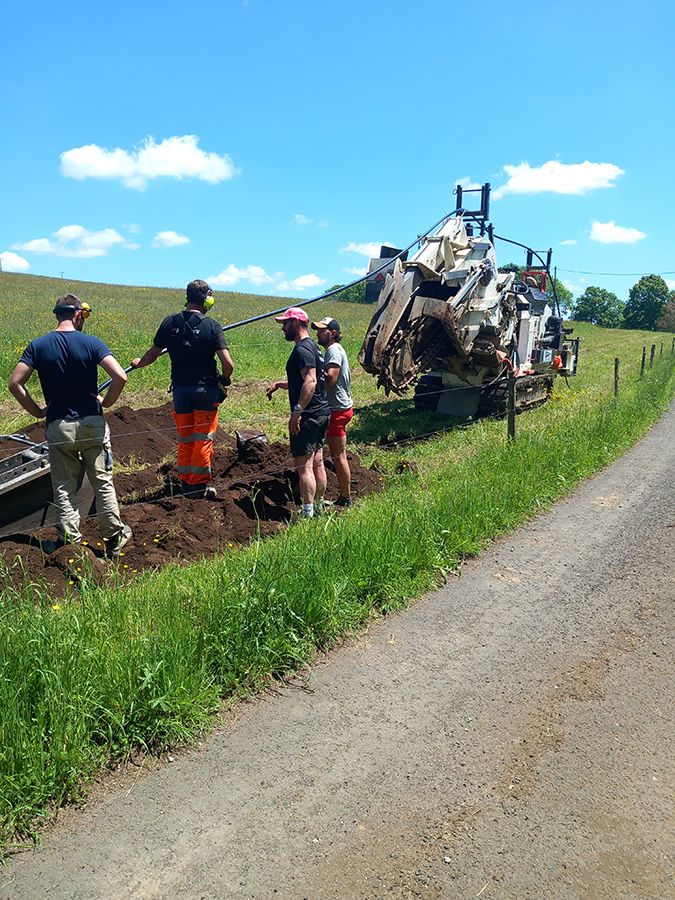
[{"left": 327, "top": 407, "right": 353, "bottom": 438}]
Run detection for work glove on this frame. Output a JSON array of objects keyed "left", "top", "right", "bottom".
[{"left": 217, "top": 374, "right": 231, "bottom": 403}]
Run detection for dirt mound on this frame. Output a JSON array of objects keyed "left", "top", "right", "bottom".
[{"left": 0, "top": 404, "right": 381, "bottom": 598}]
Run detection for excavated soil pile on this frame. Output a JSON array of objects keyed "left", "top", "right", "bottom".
[{"left": 0, "top": 403, "right": 381, "bottom": 597}]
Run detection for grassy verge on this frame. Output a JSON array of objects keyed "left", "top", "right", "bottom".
[{"left": 1, "top": 346, "right": 673, "bottom": 851}]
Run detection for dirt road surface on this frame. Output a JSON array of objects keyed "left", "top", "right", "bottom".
[{"left": 3, "top": 406, "right": 674, "bottom": 899}]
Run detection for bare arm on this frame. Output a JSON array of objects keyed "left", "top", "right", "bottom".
[
  {"left": 131, "top": 345, "right": 163, "bottom": 369},
  {"left": 266, "top": 379, "right": 288, "bottom": 400},
  {"left": 297, "top": 366, "right": 317, "bottom": 408},
  {"left": 324, "top": 363, "right": 340, "bottom": 388},
  {"left": 98, "top": 355, "right": 128, "bottom": 408},
  {"left": 217, "top": 347, "right": 234, "bottom": 380},
  {"left": 289, "top": 367, "right": 317, "bottom": 434},
  {"left": 8, "top": 363, "right": 46, "bottom": 418}
]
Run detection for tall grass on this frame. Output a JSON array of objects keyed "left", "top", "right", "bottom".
[{"left": 1, "top": 347, "right": 673, "bottom": 850}]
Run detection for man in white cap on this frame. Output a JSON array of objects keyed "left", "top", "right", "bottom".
[
  {"left": 311, "top": 316, "right": 353, "bottom": 507},
  {"left": 266, "top": 307, "right": 330, "bottom": 517}
]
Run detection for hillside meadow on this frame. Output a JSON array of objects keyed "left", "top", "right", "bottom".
[{"left": 0, "top": 271, "right": 674, "bottom": 850}]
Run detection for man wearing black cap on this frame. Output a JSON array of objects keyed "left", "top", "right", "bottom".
[
  {"left": 9, "top": 294, "right": 132, "bottom": 555},
  {"left": 266, "top": 306, "right": 330, "bottom": 517},
  {"left": 312, "top": 316, "right": 354, "bottom": 507}
]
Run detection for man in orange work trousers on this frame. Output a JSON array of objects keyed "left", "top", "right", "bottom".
[{"left": 132, "top": 280, "right": 234, "bottom": 499}]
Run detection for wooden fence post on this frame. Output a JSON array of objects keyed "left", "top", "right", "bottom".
[
  {"left": 614, "top": 358, "right": 620, "bottom": 398},
  {"left": 649, "top": 344, "right": 656, "bottom": 368},
  {"left": 507, "top": 370, "right": 516, "bottom": 441},
  {"left": 640, "top": 345, "right": 646, "bottom": 377},
  {"left": 671, "top": 336, "right": 674, "bottom": 356},
  {"left": 660, "top": 342, "right": 663, "bottom": 357}
]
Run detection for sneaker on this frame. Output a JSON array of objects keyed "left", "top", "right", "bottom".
[
  {"left": 105, "top": 524, "right": 133, "bottom": 558},
  {"left": 336, "top": 496, "right": 353, "bottom": 508},
  {"left": 203, "top": 486, "right": 218, "bottom": 500}
]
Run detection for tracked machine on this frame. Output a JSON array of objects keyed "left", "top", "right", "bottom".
[{"left": 359, "top": 184, "right": 579, "bottom": 418}]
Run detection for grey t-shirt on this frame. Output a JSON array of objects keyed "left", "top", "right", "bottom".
[{"left": 323, "top": 343, "right": 353, "bottom": 411}]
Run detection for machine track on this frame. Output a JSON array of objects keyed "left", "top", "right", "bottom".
[{"left": 478, "top": 374, "right": 554, "bottom": 417}]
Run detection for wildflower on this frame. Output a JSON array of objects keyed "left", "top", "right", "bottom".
[
  {"left": 68, "top": 558, "right": 75, "bottom": 564},
  {"left": 51, "top": 603, "right": 62, "bottom": 611}
]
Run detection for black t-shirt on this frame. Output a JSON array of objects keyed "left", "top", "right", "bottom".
[
  {"left": 154, "top": 311, "right": 228, "bottom": 387},
  {"left": 20, "top": 331, "right": 111, "bottom": 422},
  {"left": 285, "top": 337, "right": 330, "bottom": 416}
]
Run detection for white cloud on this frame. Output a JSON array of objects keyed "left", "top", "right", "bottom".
[
  {"left": 276, "top": 274, "right": 326, "bottom": 291},
  {"left": 60, "top": 135, "right": 238, "bottom": 191},
  {"left": 208, "top": 264, "right": 277, "bottom": 287},
  {"left": 590, "top": 220, "right": 646, "bottom": 244},
  {"left": 562, "top": 278, "right": 587, "bottom": 296},
  {"left": 493, "top": 160, "right": 624, "bottom": 199},
  {"left": 0, "top": 251, "right": 30, "bottom": 272},
  {"left": 290, "top": 273, "right": 325, "bottom": 290},
  {"left": 666, "top": 279, "right": 675, "bottom": 291},
  {"left": 292, "top": 213, "right": 313, "bottom": 225},
  {"left": 560, "top": 239, "right": 577, "bottom": 246},
  {"left": 14, "top": 225, "right": 137, "bottom": 258},
  {"left": 340, "top": 241, "right": 385, "bottom": 258},
  {"left": 207, "top": 264, "right": 326, "bottom": 293},
  {"left": 153, "top": 230, "right": 190, "bottom": 248},
  {"left": 344, "top": 265, "right": 367, "bottom": 277},
  {"left": 456, "top": 176, "right": 481, "bottom": 190}
]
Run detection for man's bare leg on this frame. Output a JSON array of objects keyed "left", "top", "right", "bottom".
[
  {"left": 313, "top": 448, "right": 327, "bottom": 510},
  {"left": 328, "top": 434, "right": 351, "bottom": 501},
  {"left": 295, "top": 453, "right": 316, "bottom": 515}
]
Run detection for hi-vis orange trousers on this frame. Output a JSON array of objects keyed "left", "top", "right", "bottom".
[{"left": 172, "top": 384, "right": 219, "bottom": 496}]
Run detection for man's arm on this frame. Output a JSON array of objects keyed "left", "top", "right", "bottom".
[
  {"left": 324, "top": 363, "right": 340, "bottom": 388},
  {"left": 98, "top": 355, "right": 128, "bottom": 408},
  {"left": 266, "top": 379, "right": 288, "bottom": 400},
  {"left": 131, "top": 345, "right": 163, "bottom": 369},
  {"left": 289, "top": 366, "right": 317, "bottom": 434},
  {"left": 8, "top": 363, "right": 46, "bottom": 418},
  {"left": 217, "top": 347, "right": 234, "bottom": 380}
]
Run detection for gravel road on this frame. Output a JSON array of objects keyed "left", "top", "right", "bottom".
[{"left": 3, "top": 405, "right": 674, "bottom": 900}]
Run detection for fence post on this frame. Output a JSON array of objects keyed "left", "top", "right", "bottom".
[
  {"left": 649, "top": 344, "right": 656, "bottom": 368},
  {"left": 660, "top": 342, "right": 663, "bottom": 357},
  {"left": 507, "top": 370, "right": 516, "bottom": 441},
  {"left": 614, "top": 358, "right": 620, "bottom": 398},
  {"left": 640, "top": 345, "right": 646, "bottom": 377},
  {"left": 672, "top": 336, "right": 674, "bottom": 357}
]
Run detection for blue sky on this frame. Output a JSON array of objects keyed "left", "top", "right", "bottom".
[{"left": 1, "top": 0, "right": 674, "bottom": 303}]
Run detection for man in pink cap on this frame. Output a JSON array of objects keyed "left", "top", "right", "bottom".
[{"left": 266, "top": 307, "right": 330, "bottom": 517}]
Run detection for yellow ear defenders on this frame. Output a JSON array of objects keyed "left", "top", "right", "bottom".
[
  {"left": 185, "top": 292, "right": 215, "bottom": 311},
  {"left": 52, "top": 302, "right": 92, "bottom": 318}
]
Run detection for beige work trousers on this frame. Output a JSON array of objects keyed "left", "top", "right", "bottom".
[{"left": 46, "top": 415, "right": 124, "bottom": 543}]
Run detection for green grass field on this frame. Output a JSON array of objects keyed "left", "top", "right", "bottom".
[{"left": 1, "top": 271, "right": 674, "bottom": 851}]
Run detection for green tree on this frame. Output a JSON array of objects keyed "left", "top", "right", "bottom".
[
  {"left": 623, "top": 275, "right": 670, "bottom": 330},
  {"left": 656, "top": 298, "right": 675, "bottom": 332},
  {"left": 328, "top": 282, "right": 368, "bottom": 304},
  {"left": 498, "top": 262, "right": 523, "bottom": 275},
  {"left": 547, "top": 278, "right": 573, "bottom": 317},
  {"left": 572, "top": 286, "right": 624, "bottom": 328}
]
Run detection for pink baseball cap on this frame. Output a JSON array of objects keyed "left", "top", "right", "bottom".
[{"left": 274, "top": 306, "right": 309, "bottom": 324}]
